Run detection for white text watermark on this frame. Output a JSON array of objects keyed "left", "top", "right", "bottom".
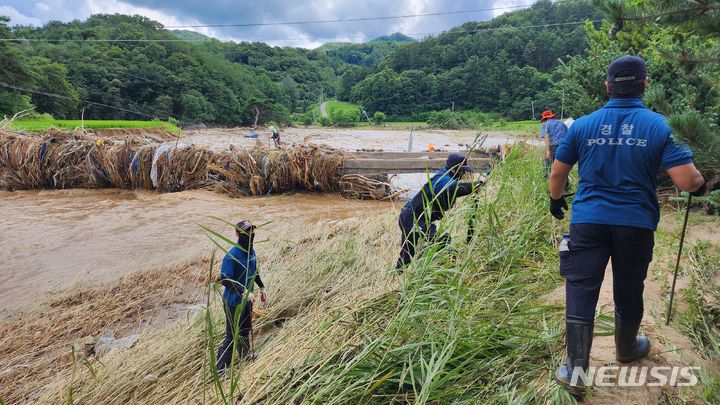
[{"left": 569, "top": 366, "right": 700, "bottom": 387}]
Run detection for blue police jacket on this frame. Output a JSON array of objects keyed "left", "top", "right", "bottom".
[
  {"left": 402, "top": 168, "right": 464, "bottom": 222},
  {"left": 555, "top": 98, "right": 693, "bottom": 230},
  {"left": 220, "top": 246, "right": 257, "bottom": 307}
]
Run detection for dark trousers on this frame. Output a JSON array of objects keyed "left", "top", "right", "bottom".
[
  {"left": 544, "top": 145, "right": 558, "bottom": 179},
  {"left": 560, "top": 224, "right": 654, "bottom": 323},
  {"left": 396, "top": 209, "right": 436, "bottom": 268},
  {"left": 216, "top": 301, "right": 252, "bottom": 370}
]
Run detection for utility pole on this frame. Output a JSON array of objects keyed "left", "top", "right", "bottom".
[
  {"left": 358, "top": 104, "right": 372, "bottom": 125},
  {"left": 451, "top": 101, "right": 455, "bottom": 112},
  {"left": 531, "top": 100, "right": 535, "bottom": 120},
  {"left": 561, "top": 92, "right": 565, "bottom": 120},
  {"left": 407, "top": 127, "right": 414, "bottom": 152}
]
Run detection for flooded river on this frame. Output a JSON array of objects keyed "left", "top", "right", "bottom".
[
  {"left": 1, "top": 127, "right": 529, "bottom": 321},
  {"left": 0, "top": 189, "right": 395, "bottom": 321},
  {"left": 184, "top": 127, "right": 532, "bottom": 152}
]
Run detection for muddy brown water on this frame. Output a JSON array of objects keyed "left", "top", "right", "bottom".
[
  {"left": 0, "top": 188, "right": 395, "bottom": 322},
  {"left": 1, "top": 127, "right": 529, "bottom": 321},
  {"left": 183, "top": 127, "right": 534, "bottom": 152}
]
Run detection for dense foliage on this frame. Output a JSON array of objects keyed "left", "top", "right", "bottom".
[
  {"left": 348, "top": 0, "right": 606, "bottom": 119},
  {"left": 0, "top": 1, "right": 607, "bottom": 125},
  {"left": 0, "top": 15, "right": 350, "bottom": 125}
]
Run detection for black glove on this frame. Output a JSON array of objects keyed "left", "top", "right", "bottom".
[
  {"left": 690, "top": 177, "right": 707, "bottom": 197},
  {"left": 550, "top": 196, "right": 568, "bottom": 220}
]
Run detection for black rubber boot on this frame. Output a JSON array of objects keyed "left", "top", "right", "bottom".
[
  {"left": 615, "top": 315, "right": 650, "bottom": 363},
  {"left": 555, "top": 318, "right": 594, "bottom": 396}
]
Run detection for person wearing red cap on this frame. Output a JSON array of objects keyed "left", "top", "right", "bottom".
[
  {"left": 549, "top": 55, "right": 706, "bottom": 395},
  {"left": 216, "top": 220, "right": 267, "bottom": 371},
  {"left": 540, "top": 109, "right": 568, "bottom": 178}
]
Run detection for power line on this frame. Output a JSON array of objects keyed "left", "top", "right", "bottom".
[
  {"left": 161, "top": 3, "right": 548, "bottom": 28},
  {"left": 0, "top": 82, "right": 157, "bottom": 119},
  {"left": 0, "top": 19, "right": 598, "bottom": 44}
]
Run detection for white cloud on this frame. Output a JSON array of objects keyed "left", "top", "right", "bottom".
[
  {"left": 0, "top": 5, "right": 43, "bottom": 26},
  {"left": 3, "top": 0, "right": 531, "bottom": 48},
  {"left": 34, "top": 2, "right": 51, "bottom": 12},
  {"left": 84, "top": 0, "right": 221, "bottom": 38}
]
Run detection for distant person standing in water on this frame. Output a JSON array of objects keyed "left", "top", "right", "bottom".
[
  {"left": 216, "top": 220, "right": 267, "bottom": 371},
  {"left": 540, "top": 110, "right": 568, "bottom": 178},
  {"left": 269, "top": 125, "right": 281, "bottom": 148}
]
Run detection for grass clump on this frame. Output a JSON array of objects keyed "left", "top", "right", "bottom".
[{"left": 675, "top": 241, "right": 720, "bottom": 403}]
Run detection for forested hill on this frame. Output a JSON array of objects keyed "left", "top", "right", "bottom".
[
  {"left": 0, "top": 0, "right": 604, "bottom": 125},
  {"left": 347, "top": 0, "right": 606, "bottom": 118}
]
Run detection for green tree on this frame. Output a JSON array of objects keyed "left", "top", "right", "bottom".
[
  {"left": 28, "top": 57, "right": 79, "bottom": 118},
  {"left": 0, "top": 16, "right": 35, "bottom": 116},
  {"left": 181, "top": 90, "right": 216, "bottom": 123},
  {"left": 373, "top": 111, "right": 385, "bottom": 124}
]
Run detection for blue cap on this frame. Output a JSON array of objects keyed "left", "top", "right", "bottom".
[
  {"left": 446, "top": 153, "right": 474, "bottom": 173},
  {"left": 607, "top": 55, "right": 646, "bottom": 85}
]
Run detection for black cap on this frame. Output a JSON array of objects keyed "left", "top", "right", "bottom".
[
  {"left": 607, "top": 55, "right": 646, "bottom": 85},
  {"left": 446, "top": 153, "right": 474, "bottom": 173},
  {"left": 235, "top": 220, "right": 255, "bottom": 233}
]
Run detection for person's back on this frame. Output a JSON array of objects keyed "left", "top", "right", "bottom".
[
  {"left": 221, "top": 245, "right": 256, "bottom": 305},
  {"left": 402, "top": 168, "right": 458, "bottom": 222},
  {"left": 559, "top": 98, "right": 692, "bottom": 230},
  {"left": 395, "top": 154, "right": 483, "bottom": 269},
  {"left": 541, "top": 118, "right": 568, "bottom": 147},
  {"left": 549, "top": 55, "right": 706, "bottom": 395},
  {"left": 540, "top": 111, "right": 568, "bottom": 177}
]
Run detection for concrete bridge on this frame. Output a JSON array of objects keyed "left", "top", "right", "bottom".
[{"left": 341, "top": 151, "right": 492, "bottom": 175}]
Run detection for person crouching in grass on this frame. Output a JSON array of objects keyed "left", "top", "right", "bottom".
[{"left": 216, "top": 220, "right": 267, "bottom": 371}]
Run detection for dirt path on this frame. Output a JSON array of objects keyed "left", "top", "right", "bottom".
[{"left": 552, "top": 216, "right": 719, "bottom": 403}]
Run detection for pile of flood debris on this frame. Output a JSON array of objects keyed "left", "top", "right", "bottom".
[{"left": 0, "top": 130, "right": 400, "bottom": 200}]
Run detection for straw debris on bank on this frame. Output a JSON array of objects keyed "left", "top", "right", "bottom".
[{"left": 0, "top": 131, "right": 397, "bottom": 200}]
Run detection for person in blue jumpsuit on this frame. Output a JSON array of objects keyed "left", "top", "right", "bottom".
[
  {"left": 549, "top": 55, "right": 707, "bottom": 394},
  {"left": 216, "top": 220, "right": 268, "bottom": 371},
  {"left": 395, "top": 153, "right": 485, "bottom": 269}
]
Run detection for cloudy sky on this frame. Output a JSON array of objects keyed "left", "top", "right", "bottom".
[{"left": 1, "top": 0, "right": 537, "bottom": 48}]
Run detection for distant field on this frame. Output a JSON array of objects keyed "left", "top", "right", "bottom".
[
  {"left": 9, "top": 119, "right": 181, "bottom": 133},
  {"left": 325, "top": 100, "right": 361, "bottom": 116},
  {"left": 478, "top": 120, "right": 537, "bottom": 134}
]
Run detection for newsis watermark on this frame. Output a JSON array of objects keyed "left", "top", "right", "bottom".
[{"left": 569, "top": 366, "right": 700, "bottom": 387}]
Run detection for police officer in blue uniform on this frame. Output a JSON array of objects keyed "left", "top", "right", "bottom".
[
  {"left": 549, "top": 56, "right": 706, "bottom": 393},
  {"left": 216, "top": 220, "right": 267, "bottom": 371},
  {"left": 395, "top": 153, "right": 485, "bottom": 269}
]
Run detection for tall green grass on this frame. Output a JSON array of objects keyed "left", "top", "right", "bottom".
[
  {"left": 676, "top": 241, "right": 720, "bottom": 403},
  {"left": 9, "top": 119, "right": 181, "bottom": 133}
]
